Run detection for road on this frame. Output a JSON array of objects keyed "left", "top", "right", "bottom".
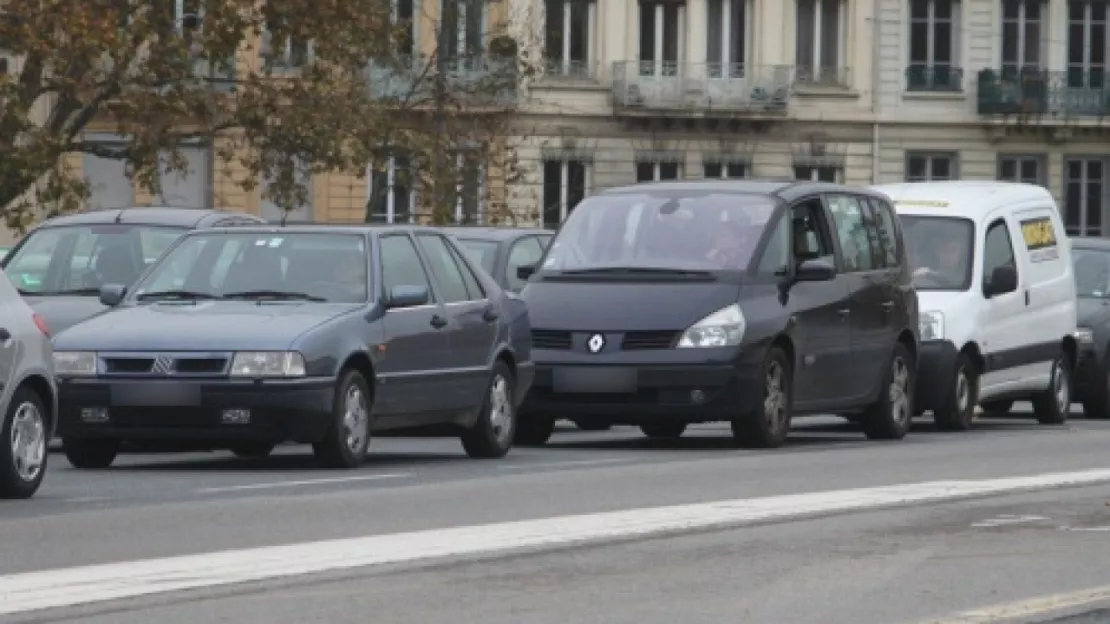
[{"left": 5, "top": 409, "right": 1110, "bottom": 623}]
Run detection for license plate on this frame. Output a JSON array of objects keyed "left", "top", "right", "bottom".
[
  {"left": 111, "top": 382, "right": 200, "bottom": 407},
  {"left": 552, "top": 367, "right": 637, "bottom": 393}
]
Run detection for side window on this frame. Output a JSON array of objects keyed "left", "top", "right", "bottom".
[
  {"left": 380, "top": 235, "right": 433, "bottom": 299},
  {"left": 857, "top": 198, "right": 889, "bottom": 269},
  {"left": 983, "top": 219, "right": 1018, "bottom": 292},
  {"left": 756, "top": 215, "right": 790, "bottom": 274},
  {"left": 506, "top": 237, "right": 545, "bottom": 290},
  {"left": 444, "top": 238, "right": 486, "bottom": 299},
  {"left": 827, "top": 194, "right": 876, "bottom": 272},
  {"left": 869, "top": 198, "right": 901, "bottom": 267},
  {"left": 790, "top": 198, "right": 835, "bottom": 262},
  {"left": 415, "top": 234, "right": 472, "bottom": 303}
]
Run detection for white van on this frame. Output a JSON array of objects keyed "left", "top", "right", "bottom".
[{"left": 871, "top": 181, "right": 1078, "bottom": 430}]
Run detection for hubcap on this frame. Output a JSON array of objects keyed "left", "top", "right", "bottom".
[
  {"left": 488, "top": 374, "right": 513, "bottom": 445},
  {"left": 764, "top": 362, "right": 788, "bottom": 433},
  {"left": 955, "top": 367, "right": 970, "bottom": 412},
  {"left": 1055, "top": 362, "right": 1070, "bottom": 413},
  {"left": 10, "top": 402, "right": 45, "bottom": 482},
  {"left": 889, "top": 357, "right": 910, "bottom": 426},
  {"left": 342, "top": 384, "right": 369, "bottom": 453}
]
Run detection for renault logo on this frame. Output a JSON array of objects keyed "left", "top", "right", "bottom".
[
  {"left": 151, "top": 356, "right": 175, "bottom": 375},
  {"left": 586, "top": 333, "right": 606, "bottom": 353}
]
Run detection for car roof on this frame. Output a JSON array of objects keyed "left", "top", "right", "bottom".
[
  {"left": 1071, "top": 236, "right": 1110, "bottom": 251},
  {"left": 440, "top": 226, "right": 554, "bottom": 241},
  {"left": 196, "top": 223, "right": 460, "bottom": 237},
  {"left": 597, "top": 179, "right": 889, "bottom": 202},
  {"left": 871, "top": 181, "right": 1055, "bottom": 220},
  {"left": 31, "top": 206, "right": 264, "bottom": 230}
]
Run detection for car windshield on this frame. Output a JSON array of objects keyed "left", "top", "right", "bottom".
[
  {"left": 457, "top": 238, "right": 499, "bottom": 274},
  {"left": 132, "top": 231, "right": 370, "bottom": 303},
  {"left": 539, "top": 192, "right": 777, "bottom": 273},
  {"left": 2, "top": 224, "right": 186, "bottom": 295},
  {"left": 901, "top": 215, "right": 975, "bottom": 291},
  {"left": 1073, "top": 248, "right": 1110, "bottom": 298}
]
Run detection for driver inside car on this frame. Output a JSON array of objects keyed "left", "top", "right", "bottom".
[{"left": 914, "top": 235, "right": 966, "bottom": 288}]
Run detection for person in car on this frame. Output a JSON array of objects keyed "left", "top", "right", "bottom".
[
  {"left": 705, "top": 221, "right": 757, "bottom": 268},
  {"left": 914, "top": 234, "right": 967, "bottom": 287}
]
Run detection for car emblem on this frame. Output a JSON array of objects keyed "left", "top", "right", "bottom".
[
  {"left": 151, "top": 356, "right": 175, "bottom": 375},
  {"left": 586, "top": 333, "right": 606, "bottom": 353}
]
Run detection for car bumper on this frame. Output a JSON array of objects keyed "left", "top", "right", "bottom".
[
  {"left": 1073, "top": 348, "right": 1104, "bottom": 401},
  {"left": 56, "top": 376, "right": 335, "bottom": 443},
  {"left": 915, "top": 340, "right": 959, "bottom": 411}
]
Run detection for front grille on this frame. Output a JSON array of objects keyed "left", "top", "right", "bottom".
[
  {"left": 531, "top": 329, "right": 572, "bottom": 350},
  {"left": 99, "top": 353, "right": 230, "bottom": 376},
  {"left": 174, "top": 358, "right": 228, "bottom": 374},
  {"left": 621, "top": 330, "right": 680, "bottom": 350},
  {"left": 103, "top": 358, "right": 154, "bottom": 374}
]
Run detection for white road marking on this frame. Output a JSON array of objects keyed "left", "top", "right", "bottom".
[
  {"left": 58, "top": 496, "right": 114, "bottom": 503},
  {"left": 1059, "top": 525, "right": 1110, "bottom": 532},
  {"left": 496, "top": 459, "right": 629, "bottom": 470},
  {"left": 195, "top": 473, "right": 412, "bottom": 494},
  {"left": 970, "top": 514, "right": 1048, "bottom": 528},
  {"left": 6, "top": 468, "right": 1110, "bottom": 615},
  {"left": 921, "top": 584, "right": 1110, "bottom": 623}
]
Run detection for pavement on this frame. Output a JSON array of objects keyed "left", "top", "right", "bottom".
[{"left": 5, "top": 408, "right": 1110, "bottom": 623}]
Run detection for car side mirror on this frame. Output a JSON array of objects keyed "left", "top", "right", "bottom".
[
  {"left": 99, "top": 283, "right": 127, "bottom": 306},
  {"left": 516, "top": 264, "right": 537, "bottom": 280},
  {"left": 984, "top": 265, "right": 1018, "bottom": 298},
  {"left": 795, "top": 258, "right": 836, "bottom": 282},
  {"left": 386, "top": 284, "right": 430, "bottom": 309}
]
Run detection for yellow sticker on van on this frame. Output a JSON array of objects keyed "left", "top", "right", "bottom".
[
  {"left": 1020, "top": 216, "right": 1059, "bottom": 263},
  {"left": 894, "top": 200, "right": 949, "bottom": 208}
]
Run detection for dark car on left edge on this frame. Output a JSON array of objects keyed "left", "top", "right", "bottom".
[
  {"left": 1, "top": 206, "right": 265, "bottom": 334},
  {"left": 1069, "top": 236, "right": 1110, "bottom": 418},
  {"left": 50, "top": 225, "right": 534, "bottom": 469},
  {"left": 442, "top": 226, "right": 554, "bottom": 293}
]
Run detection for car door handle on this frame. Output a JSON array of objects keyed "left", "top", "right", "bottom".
[
  {"left": 838, "top": 308, "right": 850, "bottom": 317},
  {"left": 430, "top": 315, "right": 448, "bottom": 329},
  {"left": 481, "top": 306, "right": 499, "bottom": 322},
  {"left": 881, "top": 301, "right": 894, "bottom": 310},
  {"left": 0, "top": 328, "right": 9, "bottom": 341}
]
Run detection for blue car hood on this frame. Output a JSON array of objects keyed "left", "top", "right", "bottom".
[{"left": 54, "top": 301, "right": 361, "bottom": 351}]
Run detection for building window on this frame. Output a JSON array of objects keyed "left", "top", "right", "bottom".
[
  {"left": 1067, "top": 1, "right": 1108, "bottom": 90},
  {"left": 907, "top": 0, "right": 961, "bottom": 91},
  {"left": 367, "top": 154, "right": 415, "bottom": 224},
  {"left": 636, "top": 159, "right": 680, "bottom": 182},
  {"left": 639, "top": 1, "right": 683, "bottom": 76},
  {"left": 793, "top": 165, "right": 840, "bottom": 183},
  {"left": 155, "top": 145, "right": 209, "bottom": 208},
  {"left": 998, "top": 155, "right": 1044, "bottom": 185},
  {"left": 704, "top": 161, "right": 746, "bottom": 179},
  {"left": 455, "top": 151, "right": 484, "bottom": 224},
  {"left": 82, "top": 136, "right": 134, "bottom": 210},
  {"left": 443, "top": 0, "right": 485, "bottom": 62},
  {"left": 544, "top": 0, "right": 596, "bottom": 79},
  {"left": 1002, "top": 0, "right": 1043, "bottom": 77},
  {"left": 393, "top": 0, "right": 416, "bottom": 58},
  {"left": 542, "top": 159, "right": 588, "bottom": 228},
  {"left": 261, "top": 162, "right": 313, "bottom": 223},
  {"left": 1064, "top": 157, "right": 1104, "bottom": 236},
  {"left": 263, "top": 17, "right": 313, "bottom": 69},
  {"left": 795, "top": 0, "right": 845, "bottom": 86},
  {"left": 905, "top": 152, "right": 956, "bottom": 181},
  {"left": 706, "top": 0, "right": 747, "bottom": 78}
]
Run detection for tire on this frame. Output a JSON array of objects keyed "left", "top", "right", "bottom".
[
  {"left": 860, "top": 343, "right": 915, "bottom": 440},
  {"left": 1082, "top": 364, "right": 1110, "bottom": 419},
  {"left": 230, "top": 442, "right": 276, "bottom": 459},
  {"left": 1032, "top": 354, "right": 1071, "bottom": 425},
  {"left": 63, "top": 437, "right": 119, "bottom": 469},
  {"left": 0, "top": 386, "right": 49, "bottom": 499},
  {"left": 461, "top": 361, "right": 516, "bottom": 459},
  {"left": 574, "top": 420, "right": 612, "bottom": 431},
  {"left": 980, "top": 399, "right": 1014, "bottom": 416},
  {"left": 640, "top": 421, "right": 687, "bottom": 439},
  {"left": 933, "top": 353, "right": 978, "bottom": 432},
  {"left": 312, "top": 369, "right": 372, "bottom": 469},
  {"left": 731, "top": 346, "right": 792, "bottom": 449},
  {"left": 515, "top": 413, "right": 555, "bottom": 446}
]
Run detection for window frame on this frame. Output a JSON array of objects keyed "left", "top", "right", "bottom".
[
  {"left": 867, "top": 197, "right": 903, "bottom": 268},
  {"left": 905, "top": 151, "right": 958, "bottom": 181},
  {"left": 415, "top": 232, "right": 478, "bottom": 303},
  {"left": 504, "top": 235, "right": 546, "bottom": 290},
  {"left": 982, "top": 217, "right": 1019, "bottom": 295},
  {"left": 1000, "top": 0, "right": 1044, "bottom": 74},
  {"left": 795, "top": 0, "right": 846, "bottom": 84},
  {"left": 442, "top": 236, "right": 487, "bottom": 299},
  {"left": 367, "top": 153, "right": 416, "bottom": 224},
  {"left": 998, "top": 154, "right": 1046, "bottom": 186},
  {"left": 635, "top": 159, "right": 682, "bottom": 182},
  {"left": 703, "top": 160, "right": 747, "bottom": 179},
  {"left": 1063, "top": 156, "right": 1106, "bottom": 236},
  {"left": 1066, "top": 0, "right": 1108, "bottom": 89},
  {"left": 544, "top": 0, "right": 597, "bottom": 79},
  {"left": 826, "top": 193, "right": 878, "bottom": 273},
  {"left": 793, "top": 165, "right": 842, "bottom": 183},
  {"left": 542, "top": 158, "right": 590, "bottom": 228},
  {"left": 378, "top": 233, "right": 437, "bottom": 303},
  {"left": 706, "top": 0, "right": 750, "bottom": 75}
]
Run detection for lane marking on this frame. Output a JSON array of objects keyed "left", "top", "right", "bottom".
[
  {"left": 195, "top": 473, "right": 412, "bottom": 494},
  {"left": 496, "top": 459, "right": 629, "bottom": 470},
  {"left": 921, "top": 585, "right": 1110, "bottom": 623},
  {"left": 971, "top": 514, "right": 1048, "bottom": 528},
  {"left": 6, "top": 468, "right": 1110, "bottom": 615}
]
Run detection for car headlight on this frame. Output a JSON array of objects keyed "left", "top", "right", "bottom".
[
  {"left": 1075, "top": 327, "right": 1095, "bottom": 344},
  {"left": 920, "top": 311, "right": 945, "bottom": 341},
  {"left": 229, "top": 351, "right": 306, "bottom": 377},
  {"left": 677, "top": 304, "right": 746, "bottom": 348},
  {"left": 53, "top": 351, "right": 97, "bottom": 376}
]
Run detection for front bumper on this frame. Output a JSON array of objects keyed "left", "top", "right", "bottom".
[
  {"left": 914, "top": 340, "right": 959, "bottom": 411},
  {"left": 56, "top": 376, "right": 335, "bottom": 443}
]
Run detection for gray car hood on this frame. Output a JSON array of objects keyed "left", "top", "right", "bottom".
[{"left": 23, "top": 296, "right": 110, "bottom": 336}]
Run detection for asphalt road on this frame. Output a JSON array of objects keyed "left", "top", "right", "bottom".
[{"left": 5, "top": 408, "right": 1110, "bottom": 623}]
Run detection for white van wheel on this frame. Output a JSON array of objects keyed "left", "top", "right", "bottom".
[
  {"left": 1032, "top": 354, "right": 1070, "bottom": 425},
  {"left": 933, "top": 354, "right": 978, "bottom": 431}
]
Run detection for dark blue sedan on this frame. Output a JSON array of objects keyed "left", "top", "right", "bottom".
[{"left": 50, "top": 225, "right": 534, "bottom": 469}]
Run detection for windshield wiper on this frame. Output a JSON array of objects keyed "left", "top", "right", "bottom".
[
  {"left": 223, "top": 290, "right": 326, "bottom": 302},
  {"left": 36, "top": 288, "right": 102, "bottom": 296},
  {"left": 136, "top": 290, "right": 222, "bottom": 301},
  {"left": 559, "top": 267, "right": 713, "bottom": 276}
]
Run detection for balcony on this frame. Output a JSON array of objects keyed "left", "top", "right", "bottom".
[
  {"left": 793, "top": 65, "right": 852, "bottom": 90},
  {"left": 365, "top": 55, "right": 517, "bottom": 107},
  {"left": 906, "top": 65, "right": 964, "bottom": 92},
  {"left": 538, "top": 58, "right": 599, "bottom": 83},
  {"left": 611, "top": 61, "right": 791, "bottom": 115},
  {"left": 977, "top": 68, "right": 1110, "bottom": 118}
]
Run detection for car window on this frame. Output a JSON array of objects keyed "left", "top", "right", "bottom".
[
  {"left": 902, "top": 216, "right": 974, "bottom": 291},
  {"left": 506, "top": 237, "right": 544, "bottom": 290},
  {"left": 756, "top": 215, "right": 790, "bottom": 274},
  {"left": 1074, "top": 248, "right": 1110, "bottom": 298},
  {"left": 827, "top": 194, "right": 876, "bottom": 272},
  {"left": 457, "top": 238, "right": 499, "bottom": 275},
  {"left": 790, "top": 198, "right": 836, "bottom": 262},
  {"left": 983, "top": 218, "right": 1018, "bottom": 291},
  {"left": 857, "top": 198, "right": 889, "bottom": 269},
  {"left": 415, "top": 234, "right": 473, "bottom": 303},
  {"left": 868, "top": 198, "right": 901, "bottom": 267},
  {"left": 444, "top": 238, "right": 486, "bottom": 299},
  {"left": 380, "top": 235, "right": 433, "bottom": 299}
]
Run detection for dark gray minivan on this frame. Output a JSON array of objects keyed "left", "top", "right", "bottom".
[{"left": 515, "top": 180, "right": 919, "bottom": 449}]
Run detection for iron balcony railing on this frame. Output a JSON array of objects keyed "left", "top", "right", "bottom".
[
  {"left": 540, "top": 58, "right": 599, "bottom": 82},
  {"left": 977, "top": 68, "right": 1110, "bottom": 117},
  {"left": 906, "top": 64, "right": 964, "bottom": 92},
  {"left": 365, "top": 55, "right": 518, "bottom": 105},
  {"left": 611, "top": 61, "right": 792, "bottom": 113},
  {"left": 793, "top": 65, "right": 852, "bottom": 89}
]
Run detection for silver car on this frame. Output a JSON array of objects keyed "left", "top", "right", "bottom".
[{"left": 0, "top": 272, "right": 56, "bottom": 499}]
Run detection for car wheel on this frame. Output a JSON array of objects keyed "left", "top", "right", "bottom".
[
  {"left": 0, "top": 387, "right": 49, "bottom": 499},
  {"left": 63, "top": 437, "right": 119, "bottom": 469},
  {"left": 1082, "top": 364, "right": 1110, "bottom": 419},
  {"left": 230, "top": 442, "right": 276, "bottom": 459},
  {"left": 861, "top": 343, "right": 914, "bottom": 440},
  {"left": 461, "top": 360, "right": 516, "bottom": 459},
  {"left": 574, "top": 420, "right": 612, "bottom": 431},
  {"left": 1032, "top": 354, "right": 1071, "bottom": 425},
  {"left": 731, "top": 345, "right": 792, "bottom": 449},
  {"left": 980, "top": 399, "right": 1014, "bottom": 416},
  {"left": 640, "top": 421, "right": 686, "bottom": 439},
  {"left": 933, "top": 353, "right": 978, "bottom": 431},
  {"left": 312, "top": 369, "right": 372, "bottom": 469},
  {"left": 515, "top": 413, "right": 555, "bottom": 446}
]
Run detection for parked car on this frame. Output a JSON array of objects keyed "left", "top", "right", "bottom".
[
  {"left": 0, "top": 271, "right": 56, "bottom": 499},
  {"left": 514, "top": 179, "right": 919, "bottom": 448},
  {"left": 1, "top": 207, "right": 264, "bottom": 334},
  {"left": 443, "top": 227, "right": 554, "bottom": 293},
  {"left": 876, "top": 182, "right": 1077, "bottom": 428},
  {"left": 1068, "top": 237, "right": 1110, "bottom": 418},
  {"left": 51, "top": 225, "right": 533, "bottom": 469}
]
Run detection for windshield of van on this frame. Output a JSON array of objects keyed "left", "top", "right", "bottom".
[
  {"left": 901, "top": 215, "right": 974, "bottom": 291},
  {"left": 1073, "top": 248, "right": 1110, "bottom": 298},
  {"left": 538, "top": 192, "right": 777, "bottom": 273}
]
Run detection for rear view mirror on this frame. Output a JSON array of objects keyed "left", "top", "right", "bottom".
[
  {"left": 516, "top": 264, "right": 537, "bottom": 280},
  {"left": 984, "top": 265, "right": 1018, "bottom": 298},
  {"left": 795, "top": 259, "right": 836, "bottom": 282},
  {"left": 386, "top": 284, "right": 430, "bottom": 309},
  {"left": 99, "top": 283, "right": 127, "bottom": 306}
]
